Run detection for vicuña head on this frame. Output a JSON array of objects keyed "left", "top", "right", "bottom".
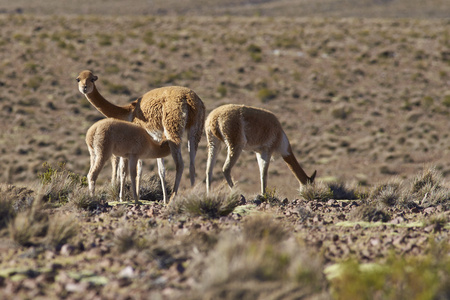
[
  {"left": 86, "top": 118, "right": 171, "bottom": 204},
  {"left": 77, "top": 70, "right": 205, "bottom": 203},
  {"left": 76, "top": 70, "right": 98, "bottom": 95},
  {"left": 205, "top": 104, "right": 316, "bottom": 195}
]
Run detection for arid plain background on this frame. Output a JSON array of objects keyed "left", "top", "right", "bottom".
[
  {"left": 0, "top": 0, "right": 449, "bottom": 199},
  {"left": 0, "top": 1, "right": 449, "bottom": 299}
]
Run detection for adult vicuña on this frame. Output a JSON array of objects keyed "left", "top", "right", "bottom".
[
  {"left": 77, "top": 70, "right": 205, "bottom": 202},
  {"left": 205, "top": 104, "right": 316, "bottom": 195},
  {"left": 86, "top": 118, "right": 171, "bottom": 204}
]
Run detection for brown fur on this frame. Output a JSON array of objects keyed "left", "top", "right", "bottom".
[
  {"left": 77, "top": 70, "right": 205, "bottom": 201},
  {"left": 86, "top": 118, "right": 171, "bottom": 204},
  {"left": 205, "top": 104, "right": 316, "bottom": 194}
]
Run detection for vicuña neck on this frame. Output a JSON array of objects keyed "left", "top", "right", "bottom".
[
  {"left": 86, "top": 87, "right": 132, "bottom": 120},
  {"left": 282, "top": 145, "right": 310, "bottom": 185}
]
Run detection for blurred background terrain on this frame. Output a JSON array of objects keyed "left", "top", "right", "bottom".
[{"left": 0, "top": 0, "right": 448, "bottom": 198}]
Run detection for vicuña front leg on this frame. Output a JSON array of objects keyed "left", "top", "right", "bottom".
[
  {"left": 118, "top": 157, "right": 127, "bottom": 202},
  {"left": 128, "top": 156, "right": 140, "bottom": 205}
]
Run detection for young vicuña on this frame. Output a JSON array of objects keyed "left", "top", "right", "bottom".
[
  {"left": 205, "top": 104, "right": 316, "bottom": 195},
  {"left": 86, "top": 118, "right": 171, "bottom": 204}
]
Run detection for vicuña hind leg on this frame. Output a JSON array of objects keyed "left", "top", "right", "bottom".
[
  {"left": 222, "top": 144, "right": 243, "bottom": 189},
  {"left": 157, "top": 158, "right": 167, "bottom": 204},
  {"left": 255, "top": 151, "right": 271, "bottom": 195},
  {"left": 169, "top": 142, "right": 184, "bottom": 202},
  {"left": 187, "top": 127, "right": 198, "bottom": 187},
  {"left": 206, "top": 134, "right": 222, "bottom": 195}
]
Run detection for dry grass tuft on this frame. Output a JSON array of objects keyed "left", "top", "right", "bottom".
[
  {"left": 113, "top": 227, "right": 139, "bottom": 254},
  {"left": 139, "top": 174, "right": 173, "bottom": 201},
  {"left": 45, "top": 213, "right": 78, "bottom": 249},
  {"left": 38, "top": 163, "right": 86, "bottom": 206},
  {"left": 350, "top": 202, "right": 391, "bottom": 222},
  {"left": 8, "top": 198, "right": 49, "bottom": 246},
  {"left": 410, "top": 167, "right": 449, "bottom": 209},
  {"left": 193, "top": 231, "right": 326, "bottom": 299},
  {"left": 299, "top": 181, "right": 333, "bottom": 202},
  {"left": 67, "top": 186, "right": 104, "bottom": 211},
  {"left": 168, "top": 189, "right": 240, "bottom": 219},
  {"left": 242, "top": 214, "right": 288, "bottom": 243}
]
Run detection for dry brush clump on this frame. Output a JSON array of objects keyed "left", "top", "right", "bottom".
[
  {"left": 189, "top": 215, "right": 328, "bottom": 299},
  {"left": 167, "top": 188, "right": 240, "bottom": 219},
  {"left": 8, "top": 197, "right": 78, "bottom": 249},
  {"left": 299, "top": 181, "right": 358, "bottom": 202},
  {"left": 350, "top": 167, "right": 449, "bottom": 222},
  {"left": 328, "top": 242, "right": 450, "bottom": 300}
]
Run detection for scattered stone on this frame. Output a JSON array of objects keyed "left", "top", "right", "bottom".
[
  {"left": 119, "top": 266, "right": 135, "bottom": 279},
  {"left": 60, "top": 244, "right": 75, "bottom": 256}
]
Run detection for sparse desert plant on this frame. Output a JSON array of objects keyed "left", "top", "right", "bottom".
[
  {"left": 327, "top": 182, "right": 357, "bottom": 200},
  {"left": 0, "top": 193, "right": 15, "bottom": 229},
  {"left": 257, "top": 87, "right": 277, "bottom": 103},
  {"left": 368, "top": 179, "right": 402, "bottom": 206},
  {"left": 113, "top": 227, "right": 139, "bottom": 253},
  {"left": 45, "top": 213, "right": 78, "bottom": 249},
  {"left": 299, "top": 181, "right": 333, "bottom": 202},
  {"left": 442, "top": 95, "right": 450, "bottom": 108},
  {"left": 411, "top": 166, "right": 442, "bottom": 195},
  {"left": 194, "top": 231, "right": 326, "bottom": 299},
  {"left": 67, "top": 186, "right": 103, "bottom": 211},
  {"left": 216, "top": 84, "right": 227, "bottom": 97},
  {"left": 254, "top": 188, "right": 283, "bottom": 205},
  {"left": 297, "top": 206, "right": 315, "bottom": 222},
  {"left": 375, "top": 185, "right": 400, "bottom": 207},
  {"left": 419, "top": 186, "right": 450, "bottom": 210},
  {"left": 331, "top": 105, "right": 353, "bottom": 120},
  {"left": 423, "top": 214, "right": 448, "bottom": 232},
  {"left": 38, "top": 162, "right": 84, "bottom": 206},
  {"left": 109, "top": 204, "right": 128, "bottom": 218},
  {"left": 242, "top": 214, "right": 288, "bottom": 243},
  {"left": 0, "top": 184, "right": 32, "bottom": 228},
  {"left": 409, "top": 167, "right": 449, "bottom": 209},
  {"left": 350, "top": 202, "right": 390, "bottom": 222},
  {"left": 170, "top": 189, "right": 240, "bottom": 219},
  {"left": 139, "top": 174, "right": 173, "bottom": 202},
  {"left": 247, "top": 44, "right": 262, "bottom": 62},
  {"left": 328, "top": 245, "right": 450, "bottom": 300},
  {"left": 8, "top": 198, "right": 49, "bottom": 246}
]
